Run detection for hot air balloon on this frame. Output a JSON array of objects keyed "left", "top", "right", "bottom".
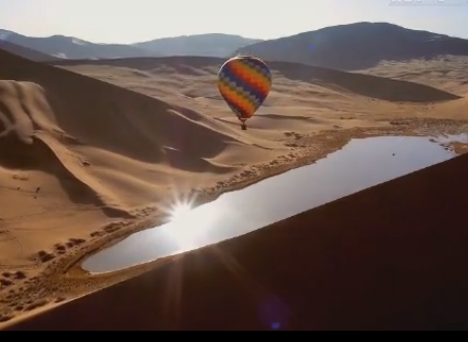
[{"left": 217, "top": 55, "right": 272, "bottom": 130}]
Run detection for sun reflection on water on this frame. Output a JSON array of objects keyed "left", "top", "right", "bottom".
[
  {"left": 161, "top": 199, "right": 219, "bottom": 252},
  {"left": 168, "top": 202, "right": 192, "bottom": 222}
]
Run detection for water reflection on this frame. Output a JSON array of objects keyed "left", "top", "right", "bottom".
[
  {"left": 162, "top": 201, "right": 221, "bottom": 251},
  {"left": 82, "top": 135, "right": 464, "bottom": 273}
]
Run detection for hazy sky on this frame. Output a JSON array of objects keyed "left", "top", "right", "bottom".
[{"left": 0, "top": 0, "right": 466, "bottom": 43}]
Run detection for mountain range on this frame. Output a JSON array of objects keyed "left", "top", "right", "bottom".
[
  {"left": 2, "top": 22, "right": 468, "bottom": 70},
  {"left": 0, "top": 29, "right": 261, "bottom": 60},
  {"left": 235, "top": 22, "right": 468, "bottom": 70}
]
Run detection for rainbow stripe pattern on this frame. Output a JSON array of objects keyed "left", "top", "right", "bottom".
[{"left": 218, "top": 56, "right": 272, "bottom": 120}]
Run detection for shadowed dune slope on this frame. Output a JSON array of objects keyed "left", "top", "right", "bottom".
[
  {"left": 0, "top": 50, "right": 254, "bottom": 214},
  {"left": 52, "top": 56, "right": 461, "bottom": 103},
  {"left": 268, "top": 60, "right": 461, "bottom": 102}
]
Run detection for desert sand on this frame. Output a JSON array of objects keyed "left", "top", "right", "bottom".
[
  {"left": 6, "top": 151, "right": 468, "bottom": 331},
  {"left": 1, "top": 49, "right": 468, "bottom": 328}
]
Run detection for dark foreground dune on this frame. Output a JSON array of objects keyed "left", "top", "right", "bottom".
[{"left": 7, "top": 150, "right": 468, "bottom": 331}]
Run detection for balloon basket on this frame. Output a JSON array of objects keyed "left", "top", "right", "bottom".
[{"left": 241, "top": 124, "right": 247, "bottom": 130}]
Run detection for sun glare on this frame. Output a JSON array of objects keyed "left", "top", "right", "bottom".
[
  {"left": 159, "top": 186, "right": 221, "bottom": 252},
  {"left": 168, "top": 202, "right": 193, "bottom": 222},
  {"left": 162, "top": 200, "right": 202, "bottom": 250},
  {"left": 160, "top": 195, "right": 219, "bottom": 252}
]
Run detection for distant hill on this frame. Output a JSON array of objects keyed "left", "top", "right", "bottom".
[
  {"left": 0, "top": 30, "right": 261, "bottom": 59},
  {"left": 0, "top": 40, "right": 59, "bottom": 62},
  {"left": 0, "top": 29, "right": 155, "bottom": 59},
  {"left": 235, "top": 22, "right": 468, "bottom": 71},
  {"left": 7, "top": 23, "right": 466, "bottom": 66},
  {"left": 132, "top": 34, "right": 262, "bottom": 57}
]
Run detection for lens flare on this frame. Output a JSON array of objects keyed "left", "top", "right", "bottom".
[
  {"left": 162, "top": 196, "right": 211, "bottom": 251},
  {"left": 158, "top": 188, "right": 221, "bottom": 253},
  {"left": 168, "top": 202, "right": 193, "bottom": 222}
]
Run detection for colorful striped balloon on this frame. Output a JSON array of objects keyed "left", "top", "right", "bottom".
[{"left": 218, "top": 56, "right": 272, "bottom": 128}]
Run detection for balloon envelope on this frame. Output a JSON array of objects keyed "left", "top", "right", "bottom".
[{"left": 217, "top": 56, "right": 272, "bottom": 121}]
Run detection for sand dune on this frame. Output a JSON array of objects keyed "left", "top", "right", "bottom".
[
  {"left": 359, "top": 56, "right": 468, "bottom": 97},
  {"left": 0, "top": 50, "right": 285, "bottom": 323},
  {"left": 216, "top": 113, "right": 326, "bottom": 132},
  {"left": 53, "top": 57, "right": 460, "bottom": 103},
  {"left": 53, "top": 56, "right": 468, "bottom": 139},
  {"left": 1, "top": 48, "right": 468, "bottom": 328}
]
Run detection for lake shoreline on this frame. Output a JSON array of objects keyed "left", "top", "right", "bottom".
[{"left": 56, "top": 118, "right": 468, "bottom": 277}]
